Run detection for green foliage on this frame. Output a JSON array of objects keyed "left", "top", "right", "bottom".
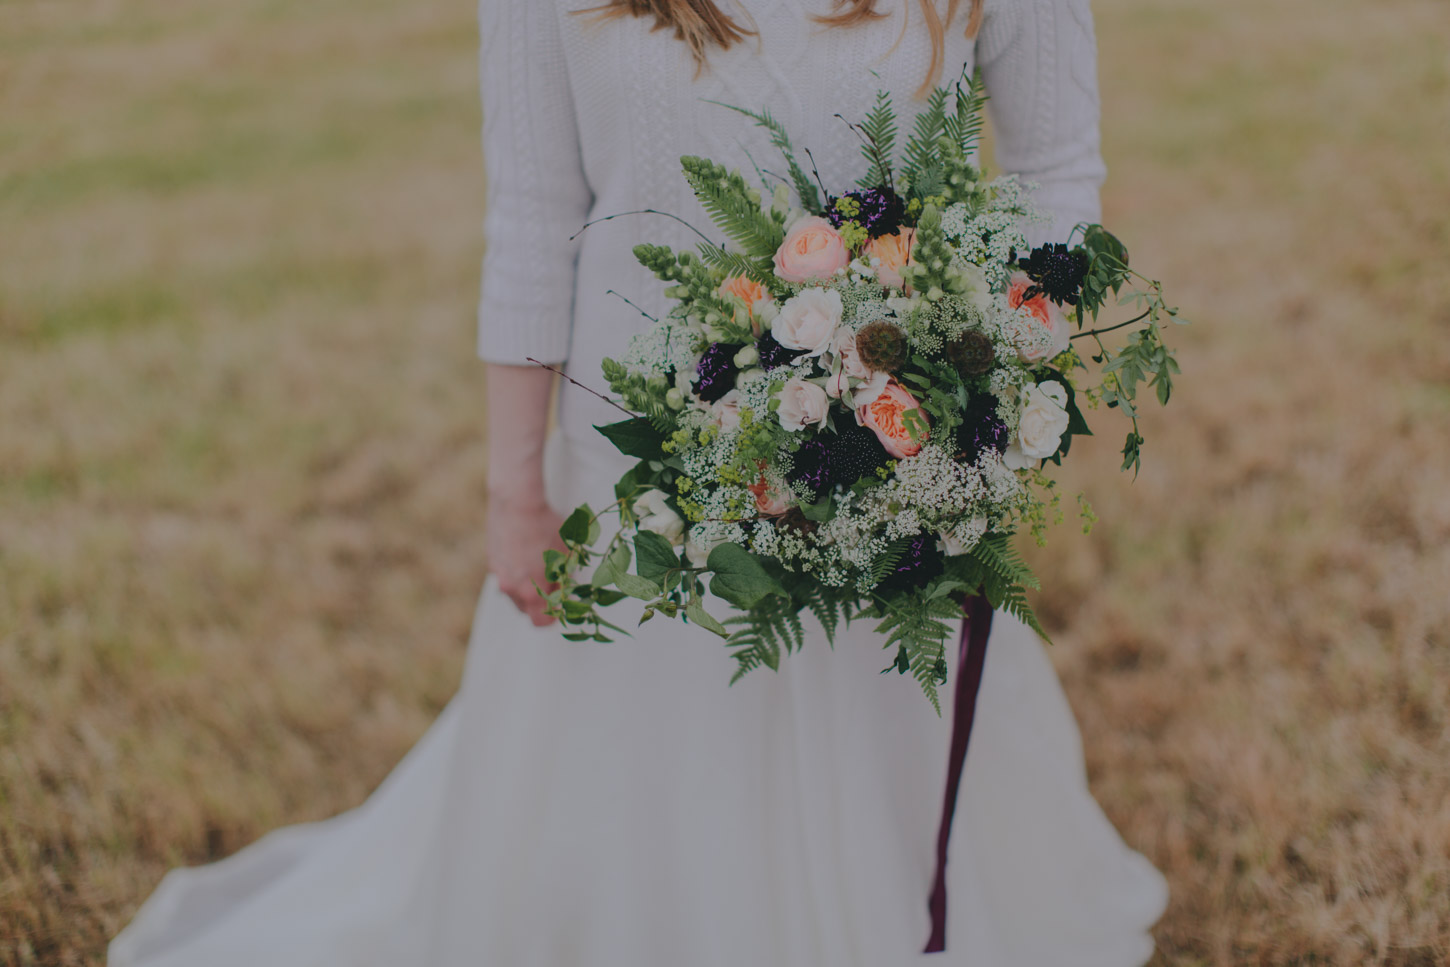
[
  {"left": 871, "top": 594, "right": 960, "bottom": 712},
  {"left": 679, "top": 156, "right": 786, "bottom": 262},
  {"left": 899, "top": 205, "right": 976, "bottom": 301},
  {"left": 725, "top": 593, "right": 806, "bottom": 683},
  {"left": 600, "top": 357, "right": 678, "bottom": 432},
  {"left": 707, "top": 542, "right": 788, "bottom": 610},
  {"left": 857, "top": 90, "right": 899, "bottom": 188},
  {"left": 900, "top": 86, "right": 950, "bottom": 198},
  {"left": 694, "top": 243, "right": 775, "bottom": 292},
  {"left": 596, "top": 418, "right": 667, "bottom": 461},
  {"left": 951, "top": 533, "right": 1050, "bottom": 641},
  {"left": 704, "top": 101, "right": 823, "bottom": 214},
  {"left": 632, "top": 242, "right": 753, "bottom": 344}
]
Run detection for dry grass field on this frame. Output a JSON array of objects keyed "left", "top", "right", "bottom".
[{"left": 1, "top": 0, "right": 1447, "bottom": 964}]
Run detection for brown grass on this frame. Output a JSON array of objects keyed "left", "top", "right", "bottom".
[{"left": 1, "top": 0, "right": 1447, "bottom": 964}]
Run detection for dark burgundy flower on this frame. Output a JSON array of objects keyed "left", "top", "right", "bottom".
[
  {"left": 955, "top": 393, "right": 1008, "bottom": 463},
  {"left": 695, "top": 342, "right": 742, "bottom": 403},
  {"left": 878, "top": 532, "right": 945, "bottom": 593},
  {"left": 787, "top": 425, "right": 891, "bottom": 501},
  {"left": 1018, "top": 243, "right": 1089, "bottom": 306},
  {"left": 757, "top": 331, "right": 805, "bottom": 371},
  {"left": 827, "top": 186, "right": 907, "bottom": 237}
]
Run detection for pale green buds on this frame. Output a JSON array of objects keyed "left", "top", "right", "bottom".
[
  {"left": 665, "top": 388, "right": 685, "bottom": 410},
  {"left": 734, "top": 344, "right": 759, "bottom": 368}
]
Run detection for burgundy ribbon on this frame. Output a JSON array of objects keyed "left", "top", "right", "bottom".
[{"left": 923, "top": 594, "right": 994, "bottom": 954}]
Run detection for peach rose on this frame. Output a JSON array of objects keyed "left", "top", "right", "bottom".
[
  {"left": 857, "top": 378, "right": 928, "bottom": 459},
  {"left": 864, "top": 228, "right": 916, "bottom": 290},
  {"left": 1007, "top": 271, "right": 1071, "bottom": 363},
  {"left": 719, "top": 275, "right": 773, "bottom": 333},
  {"left": 773, "top": 216, "right": 849, "bottom": 283},
  {"left": 748, "top": 474, "right": 791, "bottom": 516}
]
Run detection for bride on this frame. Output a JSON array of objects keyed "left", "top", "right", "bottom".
[{"left": 111, "top": 1, "right": 1168, "bottom": 964}]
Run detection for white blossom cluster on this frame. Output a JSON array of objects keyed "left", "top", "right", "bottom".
[{"left": 620, "top": 314, "right": 706, "bottom": 378}]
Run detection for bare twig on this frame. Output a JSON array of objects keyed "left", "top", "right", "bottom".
[
  {"left": 525, "top": 358, "right": 637, "bottom": 417},
  {"left": 570, "top": 209, "right": 718, "bottom": 248},
  {"left": 605, "top": 290, "right": 657, "bottom": 323},
  {"left": 1070, "top": 308, "right": 1152, "bottom": 341}
]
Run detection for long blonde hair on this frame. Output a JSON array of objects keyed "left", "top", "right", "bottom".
[{"left": 580, "top": 0, "right": 984, "bottom": 95}]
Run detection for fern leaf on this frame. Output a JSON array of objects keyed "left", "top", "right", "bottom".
[
  {"left": 704, "top": 101, "right": 823, "bottom": 214},
  {"left": 695, "top": 243, "right": 774, "bottom": 287},
  {"left": 943, "top": 68, "right": 988, "bottom": 159},
  {"left": 857, "top": 90, "right": 898, "bottom": 188},
  {"left": 900, "top": 86, "right": 949, "bottom": 191},
  {"left": 680, "top": 156, "right": 786, "bottom": 261}
]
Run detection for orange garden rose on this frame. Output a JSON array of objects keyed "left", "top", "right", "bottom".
[
  {"left": 863, "top": 228, "right": 916, "bottom": 290},
  {"left": 857, "top": 378, "right": 928, "bottom": 459},
  {"left": 748, "top": 473, "right": 791, "bottom": 516},
  {"left": 720, "top": 274, "right": 769, "bottom": 307},
  {"left": 719, "top": 274, "right": 773, "bottom": 335}
]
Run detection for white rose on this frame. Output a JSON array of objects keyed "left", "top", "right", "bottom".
[
  {"left": 1003, "top": 380, "right": 1071, "bottom": 469},
  {"left": 684, "top": 531, "right": 728, "bottom": 568},
  {"left": 631, "top": 489, "right": 686, "bottom": 545},
  {"left": 772, "top": 288, "right": 843, "bottom": 357},
  {"left": 776, "top": 376, "right": 830, "bottom": 431}
]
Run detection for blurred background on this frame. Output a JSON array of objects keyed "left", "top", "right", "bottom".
[{"left": 1, "top": 0, "right": 1447, "bottom": 963}]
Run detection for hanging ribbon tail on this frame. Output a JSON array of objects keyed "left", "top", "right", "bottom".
[{"left": 923, "top": 594, "right": 994, "bottom": 954}]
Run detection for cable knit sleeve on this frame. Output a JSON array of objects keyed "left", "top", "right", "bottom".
[
  {"left": 976, "top": 0, "right": 1106, "bottom": 246},
  {"left": 476, "top": 0, "right": 593, "bottom": 364}
]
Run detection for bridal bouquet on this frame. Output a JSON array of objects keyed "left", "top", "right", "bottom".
[{"left": 539, "top": 74, "right": 1184, "bottom": 709}]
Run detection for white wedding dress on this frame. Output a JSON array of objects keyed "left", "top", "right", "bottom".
[{"left": 111, "top": 1, "right": 1168, "bottom": 964}]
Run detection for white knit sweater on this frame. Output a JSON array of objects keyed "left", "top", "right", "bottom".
[{"left": 477, "top": 0, "right": 1105, "bottom": 448}]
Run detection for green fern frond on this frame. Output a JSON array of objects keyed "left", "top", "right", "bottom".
[
  {"left": 869, "top": 537, "right": 914, "bottom": 586},
  {"left": 857, "top": 90, "right": 898, "bottom": 188},
  {"left": 680, "top": 156, "right": 786, "bottom": 261},
  {"left": 725, "top": 596, "right": 807, "bottom": 683},
  {"left": 695, "top": 243, "right": 774, "bottom": 288},
  {"left": 970, "top": 533, "right": 1040, "bottom": 592},
  {"left": 796, "top": 584, "right": 842, "bottom": 646},
  {"left": 703, "top": 102, "right": 824, "bottom": 214},
  {"left": 871, "top": 596, "right": 959, "bottom": 713},
  {"left": 900, "top": 86, "right": 949, "bottom": 192},
  {"left": 942, "top": 68, "right": 988, "bottom": 159}
]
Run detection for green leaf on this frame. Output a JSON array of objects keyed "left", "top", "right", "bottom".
[
  {"left": 798, "top": 496, "right": 835, "bottom": 522},
  {"left": 616, "top": 571, "right": 664, "bottom": 600},
  {"left": 596, "top": 418, "right": 667, "bottom": 461},
  {"left": 685, "top": 599, "right": 730, "bottom": 637},
  {"left": 707, "top": 542, "right": 787, "bottom": 609},
  {"left": 558, "top": 506, "right": 594, "bottom": 546},
  {"left": 634, "top": 530, "right": 681, "bottom": 581}
]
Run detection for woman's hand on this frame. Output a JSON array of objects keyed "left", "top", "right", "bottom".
[
  {"left": 482, "top": 361, "right": 565, "bottom": 626},
  {"left": 486, "top": 493, "right": 566, "bottom": 626}
]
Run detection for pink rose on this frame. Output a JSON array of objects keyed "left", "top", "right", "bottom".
[
  {"left": 856, "top": 378, "right": 928, "bottom": 459},
  {"left": 1007, "top": 271, "right": 1071, "bottom": 363},
  {"left": 863, "top": 228, "right": 915, "bottom": 290},
  {"left": 776, "top": 376, "right": 830, "bottom": 432},
  {"left": 824, "top": 326, "right": 874, "bottom": 399},
  {"left": 708, "top": 390, "right": 742, "bottom": 431},
  {"left": 773, "top": 216, "right": 849, "bottom": 283}
]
